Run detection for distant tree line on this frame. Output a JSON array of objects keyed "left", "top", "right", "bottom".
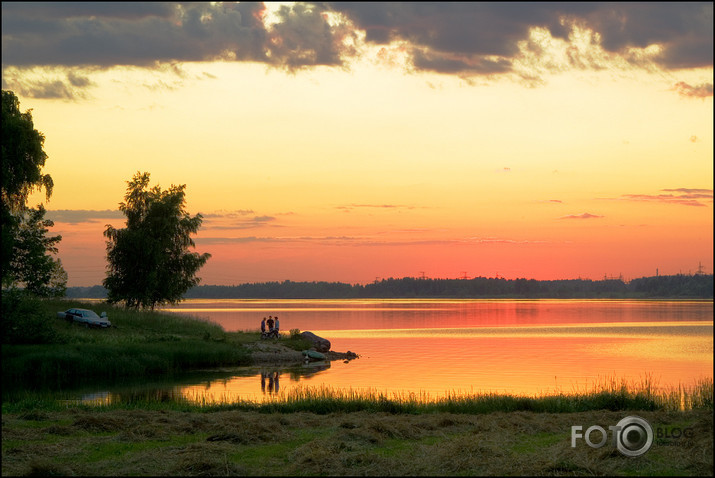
[{"left": 66, "top": 274, "right": 713, "bottom": 300}]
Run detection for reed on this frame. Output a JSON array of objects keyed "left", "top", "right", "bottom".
[
  {"left": 6, "top": 376, "right": 710, "bottom": 416},
  {"left": 246, "top": 377, "right": 712, "bottom": 414}
]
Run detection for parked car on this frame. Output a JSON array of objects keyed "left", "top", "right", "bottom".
[{"left": 57, "top": 308, "right": 111, "bottom": 328}]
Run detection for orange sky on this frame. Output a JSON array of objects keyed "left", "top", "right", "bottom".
[{"left": 4, "top": 3, "right": 713, "bottom": 286}]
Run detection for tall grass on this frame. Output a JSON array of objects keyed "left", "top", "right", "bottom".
[
  {"left": 246, "top": 377, "right": 713, "bottom": 414},
  {"left": 7, "top": 376, "right": 709, "bottom": 415}
]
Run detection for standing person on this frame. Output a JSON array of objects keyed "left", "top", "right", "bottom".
[
  {"left": 261, "top": 317, "right": 266, "bottom": 334},
  {"left": 274, "top": 316, "right": 280, "bottom": 333},
  {"left": 267, "top": 316, "right": 274, "bottom": 332}
]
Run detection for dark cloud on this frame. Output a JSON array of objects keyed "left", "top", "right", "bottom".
[
  {"left": 2, "top": 2, "right": 269, "bottom": 67},
  {"left": 265, "top": 3, "right": 354, "bottom": 70},
  {"left": 585, "top": 3, "right": 713, "bottom": 69},
  {"left": 2, "top": 2, "right": 711, "bottom": 94},
  {"left": 328, "top": 3, "right": 568, "bottom": 56},
  {"left": 328, "top": 2, "right": 713, "bottom": 73},
  {"left": 411, "top": 48, "right": 512, "bottom": 75}
]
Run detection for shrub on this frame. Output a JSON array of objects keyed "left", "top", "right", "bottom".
[{"left": 1, "top": 290, "right": 61, "bottom": 345}]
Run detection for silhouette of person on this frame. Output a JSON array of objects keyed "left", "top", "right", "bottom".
[
  {"left": 267, "top": 316, "right": 274, "bottom": 332},
  {"left": 261, "top": 317, "right": 266, "bottom": 334},
  {"left": 268, "top": 373, "right": 275, "bottom": 393},
  {"left": 274, "top": 316, "right": 280, "bottom": 333},
  {"left": 274, "top": 371, "right": 280, "bottom": 393}
]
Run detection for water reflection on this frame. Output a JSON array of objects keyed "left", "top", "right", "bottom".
[
  {"left": 183, "top": 362, "right": 333, "bottom": 402},
  {"left": 260, "top": 371, "right": 280, "bottom": 394},
  {"left": 62, "top": 362, "right": 337, "bottom": 405},
  {"left": 48, "top": 300, "right": 713, "bottom": 405}
]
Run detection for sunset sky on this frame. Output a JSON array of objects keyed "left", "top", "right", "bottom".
[{"left": 2, "top": 2, "right": 713, "bottom": 287}]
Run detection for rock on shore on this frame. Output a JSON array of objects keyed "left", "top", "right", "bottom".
[
  {"left": 300, "top": 331, "right": 331, "bottom": 352},
  {"left": 244, "top": 339, "right": 358, "bottom": 365}
]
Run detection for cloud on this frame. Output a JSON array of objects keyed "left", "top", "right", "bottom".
[
  {"left": 2, "top": 2, "right": 711, "bottom": 97},
  {"left": 45, "top": 209, "right": 124, "bottom": 224},
  {"left": 672, "top": 81, "right": 714, "bottom": 98},
  {"left": 1, "top": 3, "right": 269, "bottom": 68},
  {"left": 335, "top": 204, "right": 419, "bottom": 212},
  {"left": 0, "top": 4, "right": 707, "bottom": 73},
  {"left": 661, "top": 188, "right": 713, "bottom": 195},
  {"left": 559, "top": 213, "right": 603, "bottom": 219},
  {"left": 203, "top": 213, "right": 278, "bottom": 230},
  {"left": 265, "top": 3, "right": 357, "bottom": 70},
  {"left": 328, "top": 3, "right": 713, "bottom": 74},
  {"left": 605, "top": 188, "right": 713, "bottom": 207},
  {"left": 1, "top": 2, "right": 350, "bottom": 71},
  {"left": 202, "top": 209, "right": 256, "bottom": 219},
  {"left": 1, "top": 68, "right": 94, "bottom": 100}
]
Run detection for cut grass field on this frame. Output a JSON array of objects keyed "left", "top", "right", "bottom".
[{"left": 2, "top": 407, "right": 712, "bottom": 476}]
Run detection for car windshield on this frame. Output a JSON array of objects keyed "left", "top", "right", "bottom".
[{"left": 81, "top": 310, "right": 100, "bottom": 318}]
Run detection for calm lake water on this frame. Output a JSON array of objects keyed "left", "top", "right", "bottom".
[{"left": 87, "top": 299, "right": 714, "bottom": 404}]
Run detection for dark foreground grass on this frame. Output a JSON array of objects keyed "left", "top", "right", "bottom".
[
  {"left": 4, "top": 377, "right": 712, "bottom": 416},
  {"left": 2, "top": 407, "right": 712, "bottom": 476},
  {"left": 247, "top": 376, "right": 713, "bottom": 415}
]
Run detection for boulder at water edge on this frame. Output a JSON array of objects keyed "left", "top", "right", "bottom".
[{"left": 300, "top": 331, "right": 331, "bottom": 353}]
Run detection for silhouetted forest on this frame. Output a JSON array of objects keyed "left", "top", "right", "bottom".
[{"left": 65, "top": 274, "right": 713, "bottom": 299}]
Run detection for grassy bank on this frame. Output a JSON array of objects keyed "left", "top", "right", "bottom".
[
  {"left": 2, "top": 296, "right": 311, "bottom": 390},
  {"left": 3, "top": 295, "right": 713, "bottom": 475},
  {"left": 2, "top": 407, "right": 712, "bottom": 476}
]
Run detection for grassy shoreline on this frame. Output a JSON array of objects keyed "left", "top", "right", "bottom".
[
  {"left": 2, "top": 296, "right": 317, "bottom": 391},
  {"left": 3, "top": 295, "right": 713, "bottom": 475},
  {"left": 3, "top": 296, "right": 712, "bottom": 411}
]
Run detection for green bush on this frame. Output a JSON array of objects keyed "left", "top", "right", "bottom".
[{"left": 1, "top": 290, "right": 61, "bottom": 345}]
